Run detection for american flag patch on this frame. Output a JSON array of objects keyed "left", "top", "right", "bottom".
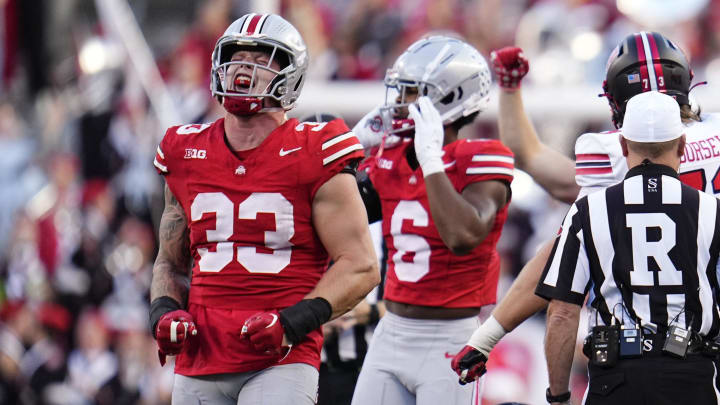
[
  {"left": 627, "top": 74, "right": 640, "bottom": 84},
  {"left": 575, "top": 153, "right": 612, "bottom": 175}
]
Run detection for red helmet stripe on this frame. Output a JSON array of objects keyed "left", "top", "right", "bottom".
[
  {"left": 638, "top": 32, "right": 660, "bottom": 91},
  {"left": 240, "top": 13, "right": 256, "bottom": 33},
  {"left": 634, "top": 33, "right": 650, "bottom": 92},
  {"left": 646, "top": 33, "right": 667, "bottom": 91},
  {"left": 245, "top": 14, "right": 263, "bottom": 34}
]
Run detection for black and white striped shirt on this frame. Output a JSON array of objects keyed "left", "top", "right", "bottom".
[{"left": 536, "top": 162, "right": 720, "bottom": 338}]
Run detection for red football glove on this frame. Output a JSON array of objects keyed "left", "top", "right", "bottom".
[
  {"left": 241, "top": 311, "right": 287, "bottom": 354},
  {"left": 451, "top": 345, "right": 488, "bottom": 385},
  {"left": 155, "top": 310, "right": 197, "bottom": 366},
  {"left": 490, "top": 46, "right": 529, "bottom": 90}
]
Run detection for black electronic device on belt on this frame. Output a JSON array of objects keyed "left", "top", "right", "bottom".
[
  {"left": 590, "top": 314, "right": 619, "bottom": 367},
  {"left": 662, "top": 325, "right": 691, "bottom": 359},
  {"left": 619, "top": 324, "right": 643, "bottom": 358},
  {"left": 615, "top": 302, "right": 643, "bottom": 358}
]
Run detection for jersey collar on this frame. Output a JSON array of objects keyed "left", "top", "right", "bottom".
[{"left": 625, "top": 160, "right": 679, "bottom": 180}]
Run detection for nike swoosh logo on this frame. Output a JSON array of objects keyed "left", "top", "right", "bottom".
[
  {"left": 279, "top": 147, "right": 302, "bottom": 156},
  {"left": 444, "top": 161, "right": 456, "bottom": 169},
  {"left": 265, "top": 314, "right": 278, "bottom": 328}
]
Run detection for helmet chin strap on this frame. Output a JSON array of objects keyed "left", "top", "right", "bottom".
[
  {"left": 223, "top": 95, "right": 264, "bottom": 116},
  {"left": 391, "top": 118, "right": 415, "bottom": 138}
]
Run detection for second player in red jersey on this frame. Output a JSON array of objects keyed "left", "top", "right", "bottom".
[
  {"left": 367, "top": 138, "right": 513, "bottom": 309},
  {"left": 351, "top": 36, "right": 514, "bottom": 405}
]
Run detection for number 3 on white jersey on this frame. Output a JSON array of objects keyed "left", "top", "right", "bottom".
[
  {"left": 390, "top": 201, "right": 431, "bottom": 282},
  {"left": 190, "top": 192, "right": 294, "bottom": 273}
]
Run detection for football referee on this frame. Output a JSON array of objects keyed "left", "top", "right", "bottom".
[{"left": 536, "top": 91, "right": 720, "bottom": 405}]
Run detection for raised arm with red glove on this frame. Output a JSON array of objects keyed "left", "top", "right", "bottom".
[{"left": 490, "top": 46, "right": 529, "bottom": 90}]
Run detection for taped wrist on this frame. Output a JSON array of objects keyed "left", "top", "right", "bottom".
[
  {"left": 149, "top": 296, "right": 182, "bottom": 339},
  {"left": 420, "top": 158, "right": 445, "bottom": 178},
  {"left": 279, "top": 298, "right": 333, "bottom": 345},
  {"left": 467, "top": 315, "right": 507, "bottom": 357}
]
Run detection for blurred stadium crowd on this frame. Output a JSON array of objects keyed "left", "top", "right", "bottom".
[{"left": 1, "top": 0, "right": 719, "bottom": 404}]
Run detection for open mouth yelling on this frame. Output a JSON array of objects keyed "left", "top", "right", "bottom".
[{"left": 233, "top": 75, "right": 252, "bottom": 93}]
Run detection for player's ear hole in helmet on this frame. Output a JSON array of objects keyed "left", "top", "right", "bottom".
[{"left": 601, "top": 31, "right": 701, "bottom": 128}]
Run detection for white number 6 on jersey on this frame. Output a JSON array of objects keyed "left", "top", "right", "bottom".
[{"left": 390, "top": 200, "right": 431, "bottom": 282}]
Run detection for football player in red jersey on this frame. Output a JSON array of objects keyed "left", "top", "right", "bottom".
[
  {"left": 451, "top": 32, "right": 720, "bottom": 401},
  {"left": 149, "top": 14, "right": 379, "bottom": 405},
  {"left": 350, "top": 36, "right": 514, "bottom": 405}
]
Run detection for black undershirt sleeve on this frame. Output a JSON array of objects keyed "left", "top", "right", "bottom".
[{"left": 356, "top": 170, "right": 382, "bottom": 223}]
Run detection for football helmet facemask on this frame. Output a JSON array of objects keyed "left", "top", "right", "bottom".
[
  {"left": 211, "top": 13, "right": 308, "bottom": 116},
  {"left": 381, "top": 36, "right": 492, "bottom": 136},
  {"left": 602, "top": 31, "right": 693, "bottom": 128}
]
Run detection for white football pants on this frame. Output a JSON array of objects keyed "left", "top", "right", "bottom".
[
  {"left": 351, "top": 311, "right": 484, "bottom": 405},
  {"left": 171, "top": 363, "right": 318, "bottom": 405}
]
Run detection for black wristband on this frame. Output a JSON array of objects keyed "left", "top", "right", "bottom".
[
  {"left": 279, "top": 297, "right": 333, "bottom": 345},
  {"left": 546, "top": 388, "right": 571, "bottom": 403},
  {"left": 368, "top": 304, "right": 380, "bottom": 325},
  {"left": 149, "top": 296, "right": 182, "bottom": 339}
]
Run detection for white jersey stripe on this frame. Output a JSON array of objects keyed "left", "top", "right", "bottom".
[
  {"left": 640, "top": 32, "right": 658, "bottom": 91},
  {"left": 471, "top": 155, "right": 514, "bottom": 164},
  {"left": 322, "top": 132, "right": 354, "bottom": 150},
  {"left": 588, "top": 190, "right": 622, "bottom": 324},
  {"left": 666, "top": 293, "right": 686, "bottom": 329},
  {"left": 662, "top": 175, "right": 681, "bottom": 205},
  {"left": 697, "top": 193, "right": 717, "bottom": 335},
  {"left": 624, "top": 175, "right": 644, "bottom": 205},
  {"left": 543, "top": 203, "right": 579, "bottom": 287},
  {"left": 156, "top": 146, "right": 165, "bottom": 160},
  {"left": 154, "top": 158, "right": 168, "bottom": 173},
  {"left": 322, "top": 144, "right": 363, "bottom": 165},
  {"left": 571, "top": 229, "right": 590, "bottom": 294},
  {"left": 466, "top": 167, "right": 514, "bottom": 176},
  {"left": 632, "top": 292, "right": 653, "bottom": 329}
]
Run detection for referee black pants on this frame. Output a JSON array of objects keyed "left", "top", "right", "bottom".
[{"left": 586, "top": 355, "right": 720, "bottom": 404}]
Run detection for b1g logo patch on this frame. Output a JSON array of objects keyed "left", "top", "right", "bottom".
[{"left": 185, "top": 148, "right": 207, "bottom": 159}]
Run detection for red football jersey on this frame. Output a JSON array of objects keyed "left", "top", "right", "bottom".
[
  {"left": 367, "top": 138, "right": 514, "bottom": 308},
  {"left": 153, "top": 117, "right": 363, "bottom": 376}
]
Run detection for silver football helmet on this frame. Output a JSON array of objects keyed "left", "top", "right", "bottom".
[
  {"left": 382, "top": 36, "right": 492, "bottom": 134},
  {"left": 211, "top": 13, "right": 308, "bottom": 115}
]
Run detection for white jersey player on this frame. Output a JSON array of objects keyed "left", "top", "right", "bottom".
[
  {"left": 451, "top": 31, "right": 720, "bottom": 401},
  {"left": 575, "top": 112, "right": 720, "bottom": 199}
]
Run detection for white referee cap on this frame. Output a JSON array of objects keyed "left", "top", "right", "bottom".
[{"left": 621, "top": 91, "right": 684, "bottom": 143}]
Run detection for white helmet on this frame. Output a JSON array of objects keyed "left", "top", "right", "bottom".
[
  {"left": 211, "top": 13, "right": 308, "bottom": 115},
  {"left": 382, "top": 36, "right": 492, "bottom": 133}
]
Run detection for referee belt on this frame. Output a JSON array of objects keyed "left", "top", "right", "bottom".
[
  {"left": 584, "top": 332, "right": 720, "bottom": 358},
  {"left": 637, "top": 333, "right": 718, "bottom": 358}
]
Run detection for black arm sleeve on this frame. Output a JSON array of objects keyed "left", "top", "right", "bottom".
[{"left": 356, "top": 170, "right": 382, "bottom": 223}]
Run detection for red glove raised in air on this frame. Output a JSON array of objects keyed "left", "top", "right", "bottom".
[
  {"left": 241, "top": 311, "right": 288, "bottom": 354},
  {"left": 155, "top": 310, "right": 197, "bottom": 366},
  {"left": 490, "top": 46, "right": 529, "bottom": 90},
  {"left": 451, "top": 345, "right": 488, "bottom": 385}
]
